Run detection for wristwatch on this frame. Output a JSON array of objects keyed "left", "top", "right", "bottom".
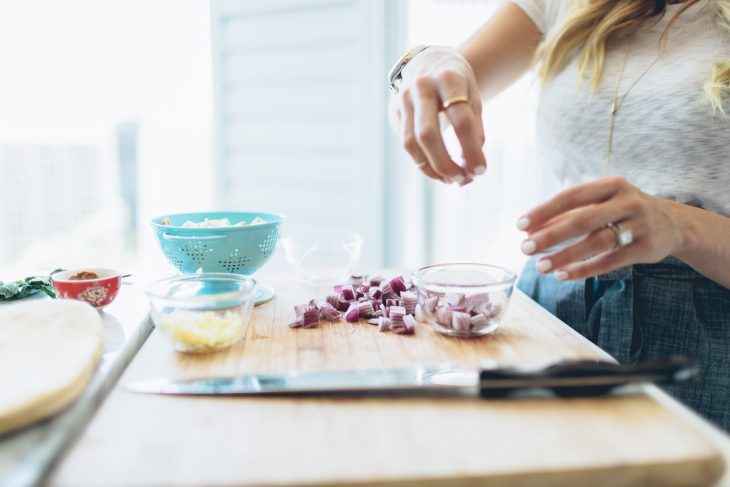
[{"left": 387, "top": 45, "right": 429, "bottom": 94}]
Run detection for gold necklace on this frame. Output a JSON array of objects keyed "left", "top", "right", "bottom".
[{"left": 605, "top": 38, "right": 663, "bottom": 175}]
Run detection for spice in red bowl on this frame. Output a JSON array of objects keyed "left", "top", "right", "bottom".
[{"left": 52, "top": 268, "right": 122, "bottom": 308}]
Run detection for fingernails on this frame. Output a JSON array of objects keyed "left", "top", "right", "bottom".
[
  {"left": 452, "top": 173, "right": 465, "bottom": 185},
  {"left": 473, "top": 165, "right": 486, "bottom": 176},
  {"left": 555, "top": 270, "right": 569, "bottom": 281},
  {"left": 459, "top": 174, "right": 474, "bottom": 186},
  {"left": 536, "top": 259, "right": 552, "bottom": 273},
  {"left": 521, "top": 239, "right": 536, "bottom": 255},
  {"left": 516, "top": 216, "right": 530, "bottom": 230}
]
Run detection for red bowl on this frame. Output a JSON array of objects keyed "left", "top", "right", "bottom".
[{"left": 52, "top": 268, "right": 122, "bottom": 308}]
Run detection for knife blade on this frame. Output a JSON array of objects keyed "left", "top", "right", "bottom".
[{"left": 125, "top": 356, "right": 697, "bottom": 398}]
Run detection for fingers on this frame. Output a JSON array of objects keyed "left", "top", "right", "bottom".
[
  {"left": 550, "top": 238, "right": 644, "bottom": 281},
  {"left": 443, "top": 103, "right": 486, "bottom": 177},
  {"left": 436, "top": 71, "right": 487, "bottom": 177},
  {"left": 520, "top": 200, "right": 629, "bottom": 257},
  {"left": 533, "top": 225, "right": 621, "bottom": 274},
  {"left": 412, "top": 77, "right": 469, "bottom": 184},
  {"left": 399, "top": 89, "right": 443, "bottom": 181},
  {"left": 518, "top": 176, "right": 630, "bottom": 232}
]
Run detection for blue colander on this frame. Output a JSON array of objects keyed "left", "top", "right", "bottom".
[{"left": 151, "top": 212, "right": 285, "bottom": 303}]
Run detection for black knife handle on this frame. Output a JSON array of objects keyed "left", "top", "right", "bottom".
[{"left": 478, "top": 355, "right": 698, "bottom": 398}]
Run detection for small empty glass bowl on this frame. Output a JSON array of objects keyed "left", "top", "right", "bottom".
[
  {"left": 412, "top": 263, "right": 516, "bottom": 338},
  {"left": 146, "top": 273, "right": 256, "bottom": 353},
  {"left": 281, "top": 231, "right": 362, "bottom": 285}
]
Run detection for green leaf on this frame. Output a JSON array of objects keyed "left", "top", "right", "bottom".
[
  {"left": 0, "top": 273, "right": 57, "bottom": 301},
  {"left": 0, "top": 283, "right": 21, "bottom": 300}
]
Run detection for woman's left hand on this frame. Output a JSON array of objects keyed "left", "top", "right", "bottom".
[{"left": 517, "top": 176, "right": 687, "bottom": 281}]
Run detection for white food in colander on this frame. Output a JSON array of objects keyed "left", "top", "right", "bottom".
[{"left": 163, "top": 217, "right": 267, "bottom": 228}]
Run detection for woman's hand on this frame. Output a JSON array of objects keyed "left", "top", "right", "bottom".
[
  {"left": 517, "top": 176, "right": 687, "bottom": 280},
  {"left": 394, "top": 46, "right": 487, "bottom": 184}
]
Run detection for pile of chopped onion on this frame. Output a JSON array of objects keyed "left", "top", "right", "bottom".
[
  {"left": 423, "top": 292, "right": 502, "bottom": 333},
  {"left": 289, "top": 275, "right": 418, "bottom": 335}
]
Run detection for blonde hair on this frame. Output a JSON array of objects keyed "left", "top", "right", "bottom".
[{"left": 536, "top": 0, "right": 730, "bottom": 113}]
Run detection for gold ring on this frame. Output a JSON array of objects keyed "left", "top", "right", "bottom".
[
  {"left": 442, "top": 95, "right": 469, "bottom": 110},
  {"left": 416, "top": 160, "right": 428, "bottom": 167}
]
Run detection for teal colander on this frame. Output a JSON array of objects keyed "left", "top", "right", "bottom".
[{"left": 150, "top": 211, "right": 285, "bottom": 304}]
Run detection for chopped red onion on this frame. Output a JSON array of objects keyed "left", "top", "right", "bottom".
[
  {"left": 345, "top": 303, "right": 360, "bottom": 322},
  {"left": 326, "top": 293, "right": 340, "bottom": 308},
  {"left": 303, "top": 306, "right": 320, "bottom": 328},
  {"left": 289, "top": 319, "right": 304, "bottom": 328},
  {"left": 400, "top": 291, "right": 417, "bottom": 315},
  {"left": 291, "top": 274, "right": 421, "bottom": 335},
  {"left": 341, "top": 286, "right": 355, "bottom": 301},
  {"left": 378, "top": 316, "right": 391, "bottom": 332},
  {"left": 463, "top": 293, "right": 491, "bottom": 314},
  {"left": 435, "top": 307, "right": 452, "bottom": 327},
  {"left": 486, "top": 302, "right": 502, "bottom": 319},
  {"left": 403, "top": 314, "right": 417, "bottom": 333},
  {"left": 358, "top": 301, "right": 375, "bottom": 318},
  {"left": 451, "top": 311, "right": 471, "bottom": 332},
  {"left": 319, "top": 302, "right": 342, "bottom": 321},
  {"left": 470, "top": 313, "right": 489, "bottom": 329},
  {"left": 447, "top": 293, "right": 465, "bottom": 307},
  {"left": 349, "top": 275, "right": 365, "bottom": 287},
  {"left": 389, "top": 276, "right": 407, "bottom": 294},
  {"left": 294, "top": 304, "right": 311, "bottom": 319},
  {"left": 369, "top": 276, "right": 385, "bottom": 287},
  {"left": 424, "top": 296, "right": 439, "bottom": 314},
  {"left": 389, "top": 306, "right": 406, "bottom": 325}
]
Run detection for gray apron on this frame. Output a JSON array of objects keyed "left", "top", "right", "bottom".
[{"left": 518, "top": 255, "right": 730, "bottom": 431}]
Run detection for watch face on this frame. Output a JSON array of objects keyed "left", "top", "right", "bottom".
[
  {"left": 388, "top": 62, "right": 405, "bottom": 93},
  {"left": 388, "top": 46, "right": 428, "bottom": 94}
]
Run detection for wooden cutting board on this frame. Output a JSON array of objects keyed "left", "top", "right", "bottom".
[{"left": 49, "top": 273, "right": 726, "bottom": 487}]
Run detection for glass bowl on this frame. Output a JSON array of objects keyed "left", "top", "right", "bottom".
[
  {"left": 280, "top": 231, "right": 362, "bottom": 285},
  {"left": 146, "top": 273, "right": 256, "bottom": 353},
  {"left": 411, "top": 263, "right": 516, "bottom": 338}
]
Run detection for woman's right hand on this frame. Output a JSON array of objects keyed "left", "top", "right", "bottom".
[{"left": 395, "top": 46, "right": 487, "bottom": 185}]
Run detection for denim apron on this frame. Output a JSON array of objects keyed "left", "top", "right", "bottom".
[{"left": 518, "top": 255, "right": 730, "bottom": 431}]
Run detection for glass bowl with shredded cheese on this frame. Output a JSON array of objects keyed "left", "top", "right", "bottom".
[{"left": 146, "top": 273, "right": 256, "bottom": 353}]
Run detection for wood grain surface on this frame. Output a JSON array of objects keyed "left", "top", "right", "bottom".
[{"left": 49, "top": 274, "right": 726, "bottom": 487}]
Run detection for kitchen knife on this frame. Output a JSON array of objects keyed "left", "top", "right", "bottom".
[{"left": 125, "top": 356, "right": 697, "bottom": 398}]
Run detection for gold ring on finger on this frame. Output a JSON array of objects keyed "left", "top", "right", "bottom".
[
  {"left": 442, "top": 95, "right": 469, "bottom": 110},
  {"left": 416, "top": 160, "right": 428, "bottom": 168},
  {"left": 606, "top": 222, "right": 634, "bottom": 248}
]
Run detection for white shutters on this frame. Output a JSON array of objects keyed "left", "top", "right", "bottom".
[{"left": 210, "top": 0, "right": 397, "bottom": 269}]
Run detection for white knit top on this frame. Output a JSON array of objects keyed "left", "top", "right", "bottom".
[{"left": 511, "top": 0, "right": 730, "bottom": 215}]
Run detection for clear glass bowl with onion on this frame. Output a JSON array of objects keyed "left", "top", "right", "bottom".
[
  {"left": 412, "top": 263, "right": 516, "bottom": 338},
  {"left": 146, "top": 273, "right": 256, "bottom": 353}
]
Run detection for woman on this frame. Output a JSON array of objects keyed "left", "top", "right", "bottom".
[{"left": 391, "top": 0, "right": 730, "bottom": 429}]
